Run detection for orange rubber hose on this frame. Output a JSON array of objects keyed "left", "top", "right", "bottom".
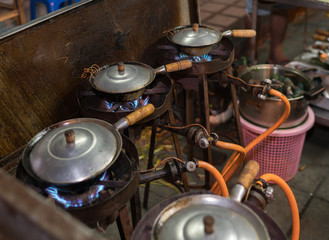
[
  {"left": 214, "top": 141, "right": 246, "bottom": 157},
  {"left": 209, "top": 142, "right": 245, "bottom": 192},
  {"left": 211, "top": 88, "right": 291, "bottom": 193},
  {"left": 245, "top": 89, "right": 291, "bottom": 152},
  {"left": 257, "top": 174, "right": 300, "bottom": 240},
  {"left": 198, "top": 161, "right": 229, "bottom": 197},
  {"left": 215, "top": 141, "right": 246, "bottom": 180}
]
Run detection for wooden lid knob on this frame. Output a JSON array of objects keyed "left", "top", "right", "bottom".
[
  {"left": 192, "top": 23, "right": 199, "bottom": 33},
  {"left": 118, "top": 62, "right": 125, "bottom": 75},
  {"left": 65, "top": 129, "right": 75, "bottom": 144},
  {"left": 203, "top": 215, "right": 215, "bottom": 234}
]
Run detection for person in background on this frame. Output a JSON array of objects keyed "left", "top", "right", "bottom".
[{"left": 245, "top": 1, "right": 305, "bottom": 64}]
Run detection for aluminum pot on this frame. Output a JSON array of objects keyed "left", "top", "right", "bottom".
[
  {"left": 166, "top": 23, "right": 256, "bottom": 56},
  {"left": 22, "top": 104, "right": 155, "bottom": 186},
  {"left": 238, "top": 64, "right": 314, "bottom": 128},
  {"left": 90, "top": 60, "right": 192, "bottom": 101},
  {"left": 151, "top": 194, "right": 270, "bottom": 240}
]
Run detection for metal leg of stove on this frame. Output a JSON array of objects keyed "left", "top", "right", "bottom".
[
  {"left": 228, "top": 67, "right": 244, "bottom": 146},
  {"left": 186, "top": 89, "right": 195, "bottom": 164},
  {"left": 143, "top": 121, "right": 157, "bottom": 209},
  {"left": 130, "top": 190, "right": 141, "bottom": 228},
  {"left": 199, "top": 75, "right": 213, "bottom": 189},
  {"left": 116, "top": 205, "right": 133, "bottom": 240},
  {"left": 168, "top": 108, "right": 190, "bottom": 192}
]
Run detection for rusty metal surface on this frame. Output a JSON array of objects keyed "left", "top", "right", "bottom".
[
  {"left": 0, "top": 168, "right": 106, "bottom": 240},
  {"left": 0, "top": 0, "right": 198, "bottom": 159}
]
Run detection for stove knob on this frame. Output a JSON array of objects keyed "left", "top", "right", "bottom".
[
  {"left": 186, "top": 161, "right": 197, "bottom": 172},
  {"left": 199, "top": 137, "right": 210, "bottom": 149},
  {"left": 265, "top": 186, "right": 274, "bottom": 200}
]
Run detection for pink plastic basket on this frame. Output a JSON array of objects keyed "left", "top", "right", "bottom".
[{"left": 241, "top": 107, "right": 315, "bottom": 181}]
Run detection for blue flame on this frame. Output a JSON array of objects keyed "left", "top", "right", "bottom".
[
  {"left": 45, "top": 171, "right": 107, "bottom": 209},
  {"left": 119, "top": 99, "right": 139, "bottom": 111},
  {"left": 143, "top": 95, "right": 149, "bottom": 105},
  {"left": 175, "top": 53, "right": 212, "bottom": 62},
  {"left": 104, "top": 100, "right": 115, "bottom": 110},
  {"left": 104, "top": 96, "right": 149, "bottom": 112}
]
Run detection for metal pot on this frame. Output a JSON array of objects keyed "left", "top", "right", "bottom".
[
  {"left": 238, "top": 64, "right": 314, "bottom": 128},
  {"left": 90, "top": 60, "right": 192, "bottom": 101},
  {"left": 166, "top": 23, "right": 256, "bottom": 56},
  {"left": 22, "top": 104, "right": 155, "bottom": 185},
  {"left": 151, "top": 194, "right": 270, "bottom": 240}
]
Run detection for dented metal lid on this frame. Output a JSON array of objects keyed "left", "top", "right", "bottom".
[
  {"left": 25, "top": 118, "right": 122, "bottom": 185},
  {"left": 170, "top": 23, "right": 221, "bottom": 47},
  {"left": 152, "top": 194, "right": 270, "bottom": 240},
  {"left": 91, "top": 62, "right": 155, "bottom": 94}
]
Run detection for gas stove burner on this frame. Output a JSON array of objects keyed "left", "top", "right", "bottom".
[
  {"left": 16, "top": 135, "right": 139, "bottom": 227},
  {"left": 175, "top": 52, "right": 212, "bottom": 62},
  {"left": 16, "top": 151, "right": 131, "bottom": 210},
  {"left": 45, "top": 170, "right": 109, "bottom": 208},
  {"left": 156, "top": 37, "right": 234, "bottom": 75},
  {"left": 76, "top": 75, "right": 173, "bottom": 124},
  {"left": 102, "top": 95, "right": 150, "bottom": 112}
]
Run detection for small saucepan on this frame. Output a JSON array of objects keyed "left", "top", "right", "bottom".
[
  {"left": 166, "top": 23, "right": 256, "bottom": 56},
  {"left": 89, "top": 60, "right": 192, "bottom": 102},
  {"left": 22, "top": 104, "right": 155, "bottom": 187}
]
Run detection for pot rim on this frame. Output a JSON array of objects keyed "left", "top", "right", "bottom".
[
  {"left": 90, "top": 61, "right": 156, "bottom": 95},
  {"left": 238, "top": 64, "right": 314, "bottom": 101},
  {"left": 166, "top": 23, "right": 222, "bottom": 48},
  {"left": 22, "top": 118, "right": 122, "bottom": 185},
  {"left": 151, "top": 194, "right": 270, "bottom": 240}
]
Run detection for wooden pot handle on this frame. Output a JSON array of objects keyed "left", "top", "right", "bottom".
[
  {"left": 125, "top": 104, "right": 155, "bottom": 126},
  {"left": 231, "top": 29, "right": 256, "bottom": 38},
  {"left": 237, "top": 160, "right": 260, "bottom": 190},
  {"left": 312, "top": 34, "right": 329, "bottom": 42},
  {"left": 316, "top": 29, "right": 329, "bottom": 36},
  {"left": 165, "top": 60, "right": 192, "bottom": 73}
]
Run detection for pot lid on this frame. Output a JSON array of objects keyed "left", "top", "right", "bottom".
[
  {"left": 170, "top": 23, "right": 221, "bottom": 47},
  {"left": 92, "top": 62, "right": 155, "bottom": 94},
  {"left": 152, "top": 194, "right": 270, "bottom": 240},
  {"left": 27, "top": 118, "right": 121, "bottom": 185}
]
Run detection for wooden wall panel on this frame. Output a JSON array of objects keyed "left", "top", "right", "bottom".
[{"left": 0, "top": 0, "right": 198, "bottom": 158}]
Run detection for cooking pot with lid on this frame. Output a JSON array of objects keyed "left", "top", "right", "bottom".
[
  {"left": 90, "top": 60, "right": 192, "bottom": 101},
  {"left": 166, "top": 23, "right": 256, "bottom": 56},
  {"left": 151, "top": 194, "right": 270, "bottom": 240},
  {"left": 22, "top": 104, "right": 155, "bottom": 186},
  {"left": 238, "top": 64, "right": 318, "bottom": 128}
]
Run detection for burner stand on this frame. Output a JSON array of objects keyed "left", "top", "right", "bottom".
[
  {"left": 13, "top": 134, "right": 139, "bottom": 240},
  {"left": 157, "top": 37, "right": 244, "bottom": 189},
  {"left": 76, "top": 75, "right": 190, "bottom": 217}
]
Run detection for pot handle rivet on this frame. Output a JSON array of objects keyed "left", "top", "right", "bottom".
[
  {"left": 65, "top": 129, "right": 75, "bottom": 144},
  {"left": 203, "top": 215, "right": 215, "bottom": 234},
  {"left": 118, "top": 62, "right": 125, "bottom": 75},
  {"left": 193, "top": 23, "right": 199, "bottom": 33}
]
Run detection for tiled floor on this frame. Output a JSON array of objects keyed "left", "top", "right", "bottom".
[{"left": 2, "top": 1, "right": 329, "bottom": 239}]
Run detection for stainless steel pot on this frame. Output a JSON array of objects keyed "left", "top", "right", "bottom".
[
  {"left": 166, "top": 23, "right": 256, "bottom": 56},
  {"left": 90, "top": 60, "right": 192, "bottom": 101},
  {"left": 22, "top": 104, "right": 155, "bottom": 185},
  {"left": 238, "top": 64, "right": 314, "bottom": 128},
  {"left": 151, "top": 194, "right": 270, "bottom": 240}
]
